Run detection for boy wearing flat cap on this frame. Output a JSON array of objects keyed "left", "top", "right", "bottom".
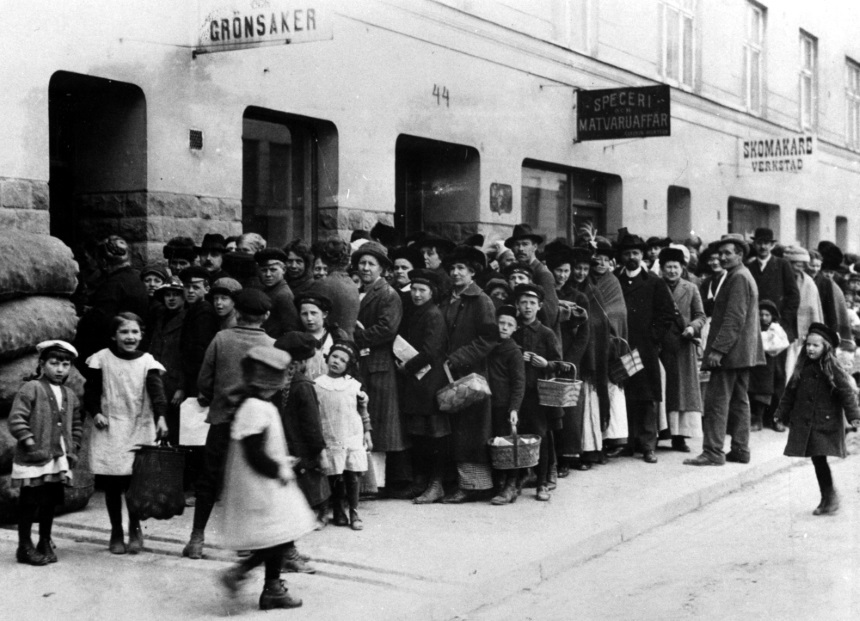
[
  {"left": 183, "top": 288, "right": 275, "bottom": 560},
  {"left": 256, "top": 248, "right": 300, "bottom": 339}
]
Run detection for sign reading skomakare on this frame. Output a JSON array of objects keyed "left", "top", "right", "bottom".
[
  {"left": 576, "top": 85, "right": 670, "bottom": 141},
  {"left": 738, "top": 135, "right": 816, "bottom": 174},
  {"left": 196, "top": 0, "right": 332, "bottom": 54}
]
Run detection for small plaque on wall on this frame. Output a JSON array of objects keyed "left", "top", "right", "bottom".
[{"left": 490, "top": 183, "right": 512, "bottom": 214}]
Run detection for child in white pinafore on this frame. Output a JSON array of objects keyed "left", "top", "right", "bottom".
[
  {"left": 84, "top": 312, "right": 168, "bottom": 555},
  {"left": 314, "top": 340, "right": 372, "bottom": 531}
]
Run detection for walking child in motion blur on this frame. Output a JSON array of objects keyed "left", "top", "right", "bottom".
[
  {"left": 84, "top": 313, "right": 168, "bottom": 555},
  {"left": 776, "top": 323, "right": 860, "bottom": 516},
  {"left": 8, "top": 340, "right": 82, "bottom": 565},
  {"left": 314, "top": 340, "right": 372, "bottom": 530},
  {"left": 219, "top": 346, "right": 317, "bottom": 611}
]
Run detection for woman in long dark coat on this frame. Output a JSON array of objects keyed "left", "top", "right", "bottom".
[
  {"left": 397, "top": 269, "right": 450, "bottom": 504},
  {"left": 352, "top": 242, "right": 407, "bottom": 493},
  {"left": 440, "top": 245, "right": 498, "bottom": 503}
]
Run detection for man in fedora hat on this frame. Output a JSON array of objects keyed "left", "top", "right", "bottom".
[
  {"left": 505, "top": 224, "right": 559, "bottom": 336},
  {"left": 685, "top": 234, "right": 765, "bottom": 467},
  {"left": 197, "top": 233, "right": 231, "bottom": 282},
  {"left": 747, "top": 227, "right": 799, "bottom": 431},
  {"left": 614, "top": 232, "right": 677, "bottom": 464}
]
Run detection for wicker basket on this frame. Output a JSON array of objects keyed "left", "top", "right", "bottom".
[
  {"left": 537, "top": 364, "right": 582, "bottom": 407},
  {"left": 436, "top": 362, "right": 491, "bottom": 413},
  {"left": 488, "top": 424, "right": 541, "bottom": 470},
  {"left": 126, "top": 442, "right": 187, "bottom": 521},
  {"left": 608, "top": 337, "right": 644, "bottom": 384}
]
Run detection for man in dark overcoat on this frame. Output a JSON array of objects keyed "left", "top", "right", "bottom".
[
  {"left": 746, "top": 227, "right": 799, "bottom": 431},
  {"left": 614, "top": 233, "right": 677, "bottom": 463},
  {"left": 686, "top": 234, "right": 765, "bottom": 466}
]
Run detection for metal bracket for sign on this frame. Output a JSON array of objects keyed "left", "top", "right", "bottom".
[{"left": 193, "top": 38, "right": 295, "bottom": 59}]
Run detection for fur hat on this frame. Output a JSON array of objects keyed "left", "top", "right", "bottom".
[{"left": 659, "top": 246, "right": 687, "bottom": 266}]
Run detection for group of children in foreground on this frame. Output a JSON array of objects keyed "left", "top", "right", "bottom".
[{"left": 7, "top": 309, "right": 860, "bottom": 610}]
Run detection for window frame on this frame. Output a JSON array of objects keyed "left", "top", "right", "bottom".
[
  {"left": 846, "top": 58, "right": 860, "bottom": 150},
  {"left": 799, "top": 30, "right": 817, "bottom": 130},
  {"left": 659, "top": 0, "right": 695, "bottom": 88},
  {"left": 743, "top": 2, "right": 765, "bottom": 115}
]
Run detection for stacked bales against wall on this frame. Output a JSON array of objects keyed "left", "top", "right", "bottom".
[{"left": 0, "top": 232, "right": 93, "bottom": 522}]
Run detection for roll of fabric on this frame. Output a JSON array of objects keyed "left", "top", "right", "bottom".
[
  {"left": 0, "top": 232, "right": 78, "bottom": 301},
  {"left": 0, "top": 297, "right": 78, "bottom": 361}
]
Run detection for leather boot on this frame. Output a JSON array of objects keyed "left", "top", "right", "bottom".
[
  {"left": 413, "top": 478, "right": 444, "bottom": 504},
  {"left": 16, "top": 542, "right": 48, "bottom": 566},
  {"left": 127, "top": 516, "right": 144, "bottom": 554},
  {"left": 259, "top": 579, "right": 302, "bottom": 610},
  {"left": 331, "top": 478, "right": 348, "bottom": 526},
  {"left": 814, "top": 488, "right": 840, "bottom": 515},
  {"left": 182, "top": 528, "right": 204, "bottom": 559},
  {"left": 109, "top": 527, "right": 127, "bottom": 555},
  {"left": 491, "top": 476, "right": 517, "bottom": 505},
  {"left": 345, "top": 473, "right": 363, "bottom": 530},
  {"left": 282, "top": 542, "right": 316, "bottom": 574}
]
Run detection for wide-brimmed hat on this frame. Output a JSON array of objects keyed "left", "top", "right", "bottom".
[
  {"left": 646, "top": 236, "right": 671, "bottom": 249},
  {"left": 616, "top": 233, "right": 647, "bottom": 252},
  {"left": 370, "top": 222, "right": 399, "bottom": 248},
  {"left": 443, "top": 245, "right": 487, "bottom": 272},
  {"left": 818, "top": 241, "right": 844, "bottom": 272},
  {"left": 807, "top": 322, "right": 839, "bottom": 348},
  {"left": 389, "top": 245, "right": 425, "bottom": 270},
  {"left": 593, "top": 237, "right": 615, "bottom": 258},
  {"left": 659, "top": 246, "right": 687, "bottom": 266},
  {"left": 752, "top": 228, "right": 776, "bottom": 243},
  {"left": 504, "top": 223, "right": 545, "bottom": 249},
  {"left": 415, "top": 232, "right": 456, "bottom": 254},
  {"left": 758, "top": 299, "right": 780, "bottom": 320},
  {"left": 351, "top": 240, "right": 392, "bottom": 269},
  {"left": 163, "top": 237, "right": 197, "bottom": 262},
  {"left": 717, "top": 234, "right": 750, "bottom": 257},
  {"left": 463, "top": 233, "right": 485, "bottom": 248},
  {"left": 197, "top": 233, "right": 227, "bottom": 254}
]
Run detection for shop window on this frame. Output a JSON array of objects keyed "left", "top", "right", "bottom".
[
  {"left": 795, "top": 209, "right": 819, "bottom": 249},
  {"left": 727, "top": 197, "right": 778, "bottom": 239},
  {"left": 522, "top": 161, "right": 621, "bottom": 243},
  {"left": 395, "top": 135, "right": 480, "bottom": 238},
  {"left": 836, "top": 216, "right": 848, "bottom": 250},
  {"left": 242, "top": 108, "right": 337, "bottom": 246},
  {"left": 667, "top": 186, "right": 692, "bottom": 242}
]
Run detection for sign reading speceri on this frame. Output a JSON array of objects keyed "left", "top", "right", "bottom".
[
  {"left": 739, "top": 135, "right": 816, "bottom": 174},
  {"left": 196, "top": 0, "right": 332, "bottom": 54},
  {"left": 576, "top": 85, "right": 670, "bottom": 141}
]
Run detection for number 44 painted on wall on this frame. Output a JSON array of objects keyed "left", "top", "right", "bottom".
[{"left": 433, "top": 84, "right": 450, "bottom": 107}]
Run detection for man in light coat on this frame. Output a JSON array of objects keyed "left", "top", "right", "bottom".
[{"left": 685, "top": 234, "right": 765, "bottom": 466}]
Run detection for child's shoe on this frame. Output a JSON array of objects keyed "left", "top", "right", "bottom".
[
  {"left": 220, "top": 565, "right": 246, "bottom": 598},
  {"left": 259, "top": 579, "right": 302, "bottom": 610},
  {"left": 282, "top": 544, "right": 316, "bottom": 574},
  {"left": 109, "top": 528, "right": 127, "bottom": 555},
  {"left": 535, "top": 485, "right": 551, "bottom": 501},
  {"left": 349, "top": 509, "right": 364, "bottom": 531},
  {"left": 16, "top": 542, "right": 48, "bottom": 566},
  {"left": 36, "top": 539, "right": 58, "bottom": 563},
  {"left": 183, "top": 528, "right": 205, "bottom": 559},
  {"left": 127, "top": 522, "right": 144, "bottom": 554},
  {"left": 413, "top": 479, "right": 444, "bottom": 504}
]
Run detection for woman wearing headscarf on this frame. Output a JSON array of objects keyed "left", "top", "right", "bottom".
[
  {"left": 284, "top": 239, "right": 316, "bottom": 299},
  {"left": 589, "top": 238, "right": 629, "bottom": 456},
  {"left": 782, "top": 245, "right": 823, "bottom": 378},
  {"left": 439, "top": 245, "right": 498, "bottom": 503},
  {"left": 352, "top": 242, "right": 407, "bottom": 496}
]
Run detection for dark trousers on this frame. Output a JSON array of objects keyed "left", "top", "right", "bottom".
[
  {"left": 702, "top": 368, "right": 750, "bottom": 464},
  {"left": 192, "top": 422, "right": 231, "bottom": 531},
  {"left": 625, "top": 399, "right": 658, "bottom": 452}
]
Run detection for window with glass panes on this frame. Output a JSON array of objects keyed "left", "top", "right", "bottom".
[
  {"left": 743, "top": 3, "right": 764, "bottom": 113},
  {"left": 660, "top": 0, "right": 694, "bottom": 87},
  {"left": 847, "top": 59, "right": 860, "bottom": 149},
  {"left": 799, "top": 32, "right": 817, "bottom": 129}
]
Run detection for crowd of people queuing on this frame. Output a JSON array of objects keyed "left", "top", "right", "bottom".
[{"left": 8, "top": 221, "right": 860, "bottom": 610}]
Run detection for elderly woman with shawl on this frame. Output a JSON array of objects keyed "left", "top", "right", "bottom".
[
  {"left": 588, "top": 238, "right": 630, "bottom": 457},
  {"left": 783, "top": 245, "right": 823, "bottom": 378}
]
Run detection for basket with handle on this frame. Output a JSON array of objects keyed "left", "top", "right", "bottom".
[
  {"left": 435, "top": 361, "right": 491, "bottom": 413},
  {"left": 488, "top": 423, "right": 541, "bottom": 470},
  {"left": 608, "top": 337, "right": 644, "bottom": 385},
  {"left": 126, "top": 439, "right": 187, "bottom": 521},
  {"left": 537, "top": 363, "right": 582, "bottom": 407}
]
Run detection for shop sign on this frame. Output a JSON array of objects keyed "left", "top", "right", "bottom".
[
  {"left": 196, "top": 0, "right": 332, "bottom": 54},
  {"left": 576, "top": 85, "right": 671, "bottom": 141},
  {"left": 738, "top": 134, "right": 816, "bottom": 174}
]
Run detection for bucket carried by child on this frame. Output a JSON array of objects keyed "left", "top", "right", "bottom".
[
  {"left": 608, "top": 337, "right": 644, "bottom": 385},
  {"left": 488, "top": 423, "right": 541, "bottom": 470},
  {"left": 537, "top": 363, "right": 582, "bottom": 407},
  {"left": 126, "top": 440, "right": 187, "bottom": 520},
  {"left": 436, "top": 361, "right": 491, "bottom": 413}
]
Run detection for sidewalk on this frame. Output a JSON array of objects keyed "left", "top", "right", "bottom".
[{"left": 1, "top": 430, "right": 803, "bottom": 621}]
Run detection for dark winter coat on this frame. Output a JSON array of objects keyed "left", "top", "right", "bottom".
[
  {"left": 703, "top": 264, "right": 766, "bottom": 370},
  {"left": 180, "top": 299, "right": 219, "bottom": 396},
  {"left": 398, "top": 300, "right": 448, "bottom": 418},
  {"left": 441, "top": 282, "right": 497, "bottom": 463},
  {"left": 262, "top": 279, "right": 300, "bottom": 339},
  {"left": 487, "top": 337, "right": 526, "bottom": 416},
  {"left": 778, "top": 358, "right": 860, "bottom": 458},
  {"left": 529, "top": 258, "right": 559, "bottom": 335},
  {"left": 146, "top": 305, "right": 186, "bottom": 399},
  {"left": 513, "top": 319, "right": 564, "bottom": 428},
  {"left": 814, "top": 272, "right": 853, "bottom": 347},
  {"left": 615, "top": 267, "right": 677, "bottom": 402},
  {"left": 313, "top": 271, "right": 360, "bottom": 338},
  {"left": 354, "top": 276, "right": 405, "bottom": 452},
  {"left": 747, "top": 256, "right": 800, "bottom": 340},
  {"left": 9, "top": 379, "right": 83, "bottom": 467},
  {"left": 661, "top": 279, "right": 705, "bottom": 413},
  {"left": 557, "top": 284, "right": 590, "bottom": 370}
]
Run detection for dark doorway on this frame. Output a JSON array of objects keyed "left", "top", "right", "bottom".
[{"left": 49, "top": 71, "right": 147, "bottom": 253}]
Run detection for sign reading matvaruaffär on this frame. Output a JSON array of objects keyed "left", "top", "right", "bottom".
[
  {"left": 739, "top": 135, "right": 816, "bottom": 174},
  {"left": 576, "top": 85, "right": 671, "bottom": 141},
  {"left": 196, "top": 0, "right": 332, "bottom": 54}
]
